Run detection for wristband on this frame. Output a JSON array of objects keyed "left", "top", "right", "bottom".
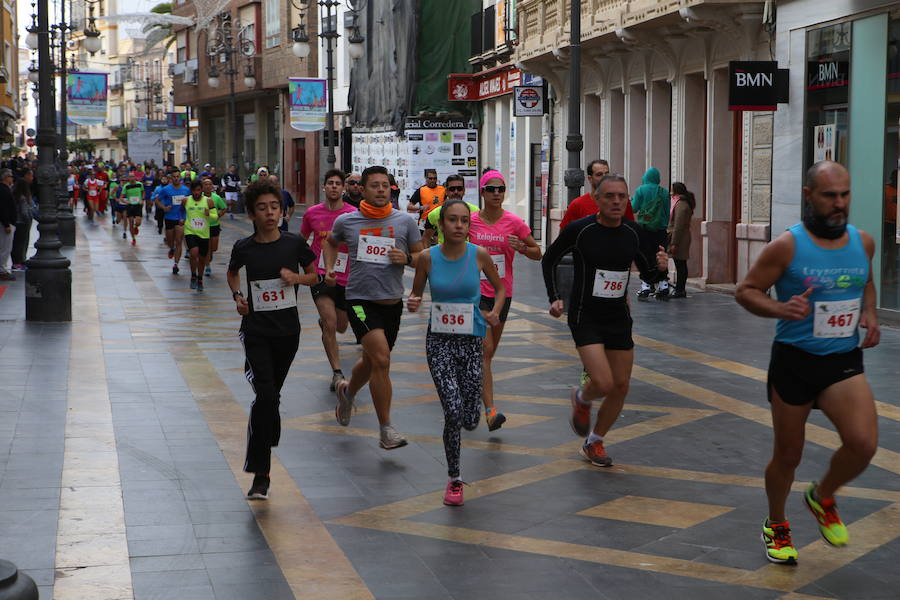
[{"left": 232, "top": 290, "right": 243, "bottom": 300}]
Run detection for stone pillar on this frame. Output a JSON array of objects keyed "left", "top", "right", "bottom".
[
  {"left": 625, "top": 84, "right": 647, "bottom": 188},
  {"left": 608, "top": 89, "right": 625, "bottom": 173},
  {"left": 648, "top": 81, "right": 672, "bottom": 185},
  {"left": 702, "top": 68, "right": 736, "bottom": 284}
]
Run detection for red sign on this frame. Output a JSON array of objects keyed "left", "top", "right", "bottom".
[
  {"left": 26, "top": 138, "right": 35, "bottom": 147},
  {"left": 448, "top": 67, "right": 521, "bottom": 102}
]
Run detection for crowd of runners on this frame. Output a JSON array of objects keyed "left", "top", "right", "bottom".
[{"left": 64, "top": 154, "right": 880, "bottom": 569}]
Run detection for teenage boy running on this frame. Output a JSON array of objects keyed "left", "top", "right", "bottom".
[
  {"left": 121, "top": 172, "right": 145, "bottom": 245},
  {"left": 227, "top": 180, "right": 319, "bottom": 499}
]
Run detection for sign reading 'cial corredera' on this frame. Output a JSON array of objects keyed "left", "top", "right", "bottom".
[{"left": 728, "top": 61, "right": 790, "bottom": 111}]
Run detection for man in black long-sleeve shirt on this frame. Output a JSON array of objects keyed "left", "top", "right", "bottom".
[
  {"left": 0, "top": 169, "right": 16, "bottom": 280},
  {"left": 541, "top": 174, "right": 668, "bottom": 468}
]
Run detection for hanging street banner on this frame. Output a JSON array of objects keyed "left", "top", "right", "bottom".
[
  {"left": 166, "top": 113, "right": 186, "bottom": 139},
  {"left": 288, "top": 78, "right": 327, "bottom": 132},
  {"left": 67, "top": 72, "right": 108, "bottom": 125},
  {"left": 134, "top": 117, "right": 148, "bottom": 132},
  {"left": 127, "top": 131, "right": 164, "bottom": 165}
]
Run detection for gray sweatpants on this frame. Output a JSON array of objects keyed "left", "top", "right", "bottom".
[{"left": 0, "top": 225, "right": 14, "bottom": 274}]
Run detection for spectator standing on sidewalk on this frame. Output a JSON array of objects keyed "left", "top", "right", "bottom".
[
  {"left": 0, "top": 169, "right": 16, "bottom": 280},
  {"left": 632, "top": 167, "right": 671, "bottom": 300},
  {"left": 11, "top": 177, "right": 33, "bottom": 269},
  {"left": 667, "top": 182, "right": 695, "bottom": 299}
]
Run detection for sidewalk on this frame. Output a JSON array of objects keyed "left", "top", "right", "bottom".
[{"left": 1, "top": 212, "right": 899, "bottom": 599}]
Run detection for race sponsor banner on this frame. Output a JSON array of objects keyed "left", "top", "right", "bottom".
[
  {"left": 288, "top": 78, "right": 327, "bottom": 131},
  {"left": 67, "top": 72, "right": 108, "bottom": 125},
  {"left": 166, "top": 113, "right": 187, "bottom": 139},
  {"left": 127, "top": 131, "right": 164, "bottom": 165}
]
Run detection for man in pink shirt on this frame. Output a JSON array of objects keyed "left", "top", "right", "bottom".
[{"left": 300, "top": 169, "right": 358, "bottom": 391}]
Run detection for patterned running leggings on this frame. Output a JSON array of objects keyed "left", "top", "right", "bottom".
[{"left": 426, "top": 331, "right": 484, "bottom": 478}]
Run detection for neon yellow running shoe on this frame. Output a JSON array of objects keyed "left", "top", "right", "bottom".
[
  {"left": 804, "top": 481, "right": 849, "bottom": 547},
  {"left": 761, "top": 518, "right": 798, "bottom": 564}
]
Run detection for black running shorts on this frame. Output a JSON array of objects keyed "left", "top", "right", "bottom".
[
  {"left": 568, "top": 314, "right": 634, "bottom": 350},
  {"left": 347, "top": 300, "right": 402, "bottom": 349},
  {"left": 767, "top": 341, "right": 864, "bottom": 407},
  {"left": 126, "top": 204, "right": 143, "bottom": 218},
  {"left": 479, "top": 295, "right": 512, "bottom": 323},
  {"left": 164, "top": 219, "right": 180, "bottom": 231},
  {"left": 310, "top": 282, "right": 347, "bottom": 312},
  {"left": 184, "top": 234, "right": 209, "bottom": 257},
  {"left": 209, "top": 225, "right": 221, "bottom": 237}
]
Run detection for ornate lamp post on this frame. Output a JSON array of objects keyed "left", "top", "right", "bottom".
[
  {"left": 205, "top": 16, "right": 256, "bottom": 175},
  {"left": 290, "top": 0, "right": 366, "bottom": 167},
  {"left": 25, "top": 0, "right": 72, "bottom": 321},
  {"left": 53, "top": 3, "right": 76, "bottom": 247}
]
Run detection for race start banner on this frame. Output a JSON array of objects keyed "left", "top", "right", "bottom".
[
  {"left": 166, "top": 113, "right": 187, "bottom": 139},
  {"left": 288, "top": 78, "right": 327, "bottom": 131},
  {"left": 67, "top": 72, "right": 108, "bottom": 125}
]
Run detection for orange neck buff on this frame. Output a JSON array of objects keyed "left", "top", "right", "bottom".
[{"left": 359, "top": 200, "right": 392, "bottom": 219}]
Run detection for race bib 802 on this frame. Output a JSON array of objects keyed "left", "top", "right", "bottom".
[{"left": 356, "top": 235, "right": 394, "bottom": 265}]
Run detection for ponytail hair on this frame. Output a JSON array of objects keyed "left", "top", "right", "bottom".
[{"left": 671, "top": 181, "right": 695, "bottom": 212}]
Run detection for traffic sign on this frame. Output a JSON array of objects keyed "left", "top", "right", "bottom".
[
  {"left": 26, "top": 138, "right": 35, "bottom": 147},
  {"left": 26, "top": 128, "right": 35, "bottom": 137}
]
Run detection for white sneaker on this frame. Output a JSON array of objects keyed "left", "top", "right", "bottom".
[{"left": 379, "top": 425, "right": 408, "bottom": 450}]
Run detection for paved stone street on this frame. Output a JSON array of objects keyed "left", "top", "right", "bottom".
[{"left": 1, "top": 214, "right": 899, "bottom": 600}]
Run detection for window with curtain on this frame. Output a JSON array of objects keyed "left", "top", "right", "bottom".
[{"left": 265, "top": 0, "right": 280, "bottom": 48}]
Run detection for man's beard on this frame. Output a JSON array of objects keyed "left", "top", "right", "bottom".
[{"left": 803, "top": 201, "right": 847, "bottom": 239}]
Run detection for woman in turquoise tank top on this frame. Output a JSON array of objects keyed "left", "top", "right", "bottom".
[{"left": 407, "top": 200, "right": 506, "bottom": 507}]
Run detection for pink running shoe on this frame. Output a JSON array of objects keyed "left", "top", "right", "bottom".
[{"left": 443, "top": 480, "right": 464, "bottom": 506}]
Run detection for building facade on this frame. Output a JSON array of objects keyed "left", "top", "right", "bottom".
[
  {"left": 513, "top": 0, "right": 773, "bottom": 284},
  {"left": 773, "top": 0, "right": 900, "bottom": 318},
  {"left": 171, "top": 0, "right": 319, "bottom": 204},
  {"left": 0, "top": 0, "right": 20, "bottom": 146}
]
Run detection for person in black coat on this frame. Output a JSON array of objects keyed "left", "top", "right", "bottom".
[{"left": 0, "top": 169, "right": 17, "bottom": 279}]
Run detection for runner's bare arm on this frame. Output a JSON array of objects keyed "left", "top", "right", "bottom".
[
  {"left": 736, "top": 232, "right": 802, "bottom": 319},
  {"left": 478, "top": 246, "right": 506, "bottom": 326},
  {"left": 322, "top": 233, "right": 339, "bottom": 279},
  {"left": 858, "top": 230, "right": 881, "bottom": 348},
  {"left": 407, "top": 251, "right": 431, "bottom": 312},
  {"left": 227, "top": 269, "right": 249, "bottom": 315},
  {"left": 510, "top": 234, "right": 542, "bottom": 261}
]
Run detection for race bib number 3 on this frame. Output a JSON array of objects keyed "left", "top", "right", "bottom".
[
  {"left": 431, "top": 303, "right": 474, "bottom": 335},
  {"left": 250, "top": 278, "right": 297, "bottom": 312},
  {"left": 813, "top": 298, "right": 860, "bottom": 338},
  {"left": 592, "top": 269, "right": 629, "bottom": 298},
  {"left": 357, "top": 235, "right": 394, "bottom": 265},
  {"left": 319, "top": 251, "right": 349, "bottom": 273},
  {"left": 480, "top": 254, "right": 506, "bottom": 280}
]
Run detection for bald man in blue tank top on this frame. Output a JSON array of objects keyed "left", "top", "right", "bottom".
[{"left": 736, "top": 161, "right": 880, "bottom": 566}]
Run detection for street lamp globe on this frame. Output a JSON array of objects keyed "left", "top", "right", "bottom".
[
  {"left": 83, "top": 34, "right": 102, "bottom": 54},
  {"left": 25, "top": 31, "right": 38, "bottom": 50},
  {"left": 348, "top": 40, "right": 364, "bottom": 60},
  {"left": 27, "top": 65, "right": 39, "bottom": 84},
  {"left": 244, "top": 75, "right": 256, "bottom": 87},
  {"left": 207, "top": 75, "right": 220, "bottom": 88},
  {"left": 292, "top": 40, "right": 311, "bottom": 59}
]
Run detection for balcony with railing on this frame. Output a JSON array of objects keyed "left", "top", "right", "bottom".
[{"left": 515, "top": 0, "right": 730, "bottom": 62}]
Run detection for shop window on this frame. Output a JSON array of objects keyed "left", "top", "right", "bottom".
[
  {"left": 804, "top": 23, "right": 851, "bottom": 171},
  {"left": 881, "top": 19, "right": 900, "bottom": 309}
]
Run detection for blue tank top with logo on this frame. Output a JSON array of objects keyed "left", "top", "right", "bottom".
[
  {"left": 428, "top": 243, "right": 486, "bottom": 338},
  {"left": 774, "top": 223, "right": 868, "bottom": 355}
]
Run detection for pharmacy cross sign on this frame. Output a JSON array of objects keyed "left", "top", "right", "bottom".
[{"left": 728, "top": 61, "right": 790, "bottom": 111}]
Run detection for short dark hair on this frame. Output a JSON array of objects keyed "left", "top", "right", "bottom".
[
  {"left": 323, "top": 168, "right": 346, "bottom": 185},
  {"left": 361, "top": 165, "right": 389, "bottom": 186},
  {"left": 438, "top": 199, "right": 472, "bottom": 229},
  {"left": 445, "top": 174, "right": 465, "bottom": 187},
  {"left": 424, "top": 169, "right": 437, "bottom": 177},
  {"left": 243, "top": 180, "right": 283, "bottom": 214},
  {"left": 189, "top": 179, "right": 203, "bottom": 191},
  {"left": 586, "top": 159, "right": 609, "bottom": 177},
  {"left": 596, "top": 174, "right": 628, "bottom": 192}
]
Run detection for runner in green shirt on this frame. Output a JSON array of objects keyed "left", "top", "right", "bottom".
[
  {"left": 183, "top": 179, "right": 216, "bottom": 292},
  {"left": 203, "top": 177, "right": 228, "bottom": 276},
  {"left": 121, "top": 172, "right": 146, "bottom": 246}
]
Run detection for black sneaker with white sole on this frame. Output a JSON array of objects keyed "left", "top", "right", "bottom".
[{"left": 246, "top": 474, "right": 270, "bottom": 500}]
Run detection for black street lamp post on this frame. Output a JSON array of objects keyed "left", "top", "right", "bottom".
[
  {"left": 26, "top": 0, "right": 72, "bottom": 322},
  {"left": 206, "top": 17, "right": 256, "bottom": 177},
  {"left": 564, "top": 0, "right": 584, "bottom": 203},
  {"left": 54, "top": 5, "right": 75, "bottom": 247},
  {"left": 290, "top": 0, "right": 366, "bottom": 168}
]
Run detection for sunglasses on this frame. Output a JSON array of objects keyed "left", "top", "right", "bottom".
[
  {"left": 482, "top": 185, "right": 506, "bottom": 194},
  {"left": 447, "top": 186, "right": 464, "bottom": 192},
  {"left": 346, "top": 180, "right": 361, "bottom": 185}
]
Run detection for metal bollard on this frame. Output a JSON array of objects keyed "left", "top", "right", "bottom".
[{"left": 0, "top": 560, "right": 38, "bottom": 600}]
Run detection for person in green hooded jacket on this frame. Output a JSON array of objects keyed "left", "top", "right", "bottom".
[{"left": 631, "top": 167, "right": 671, "bottom": 300}]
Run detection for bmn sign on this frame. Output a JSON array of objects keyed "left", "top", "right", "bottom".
[{"left": 728, "top": 61, "right": 789, "bottom": 111}]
